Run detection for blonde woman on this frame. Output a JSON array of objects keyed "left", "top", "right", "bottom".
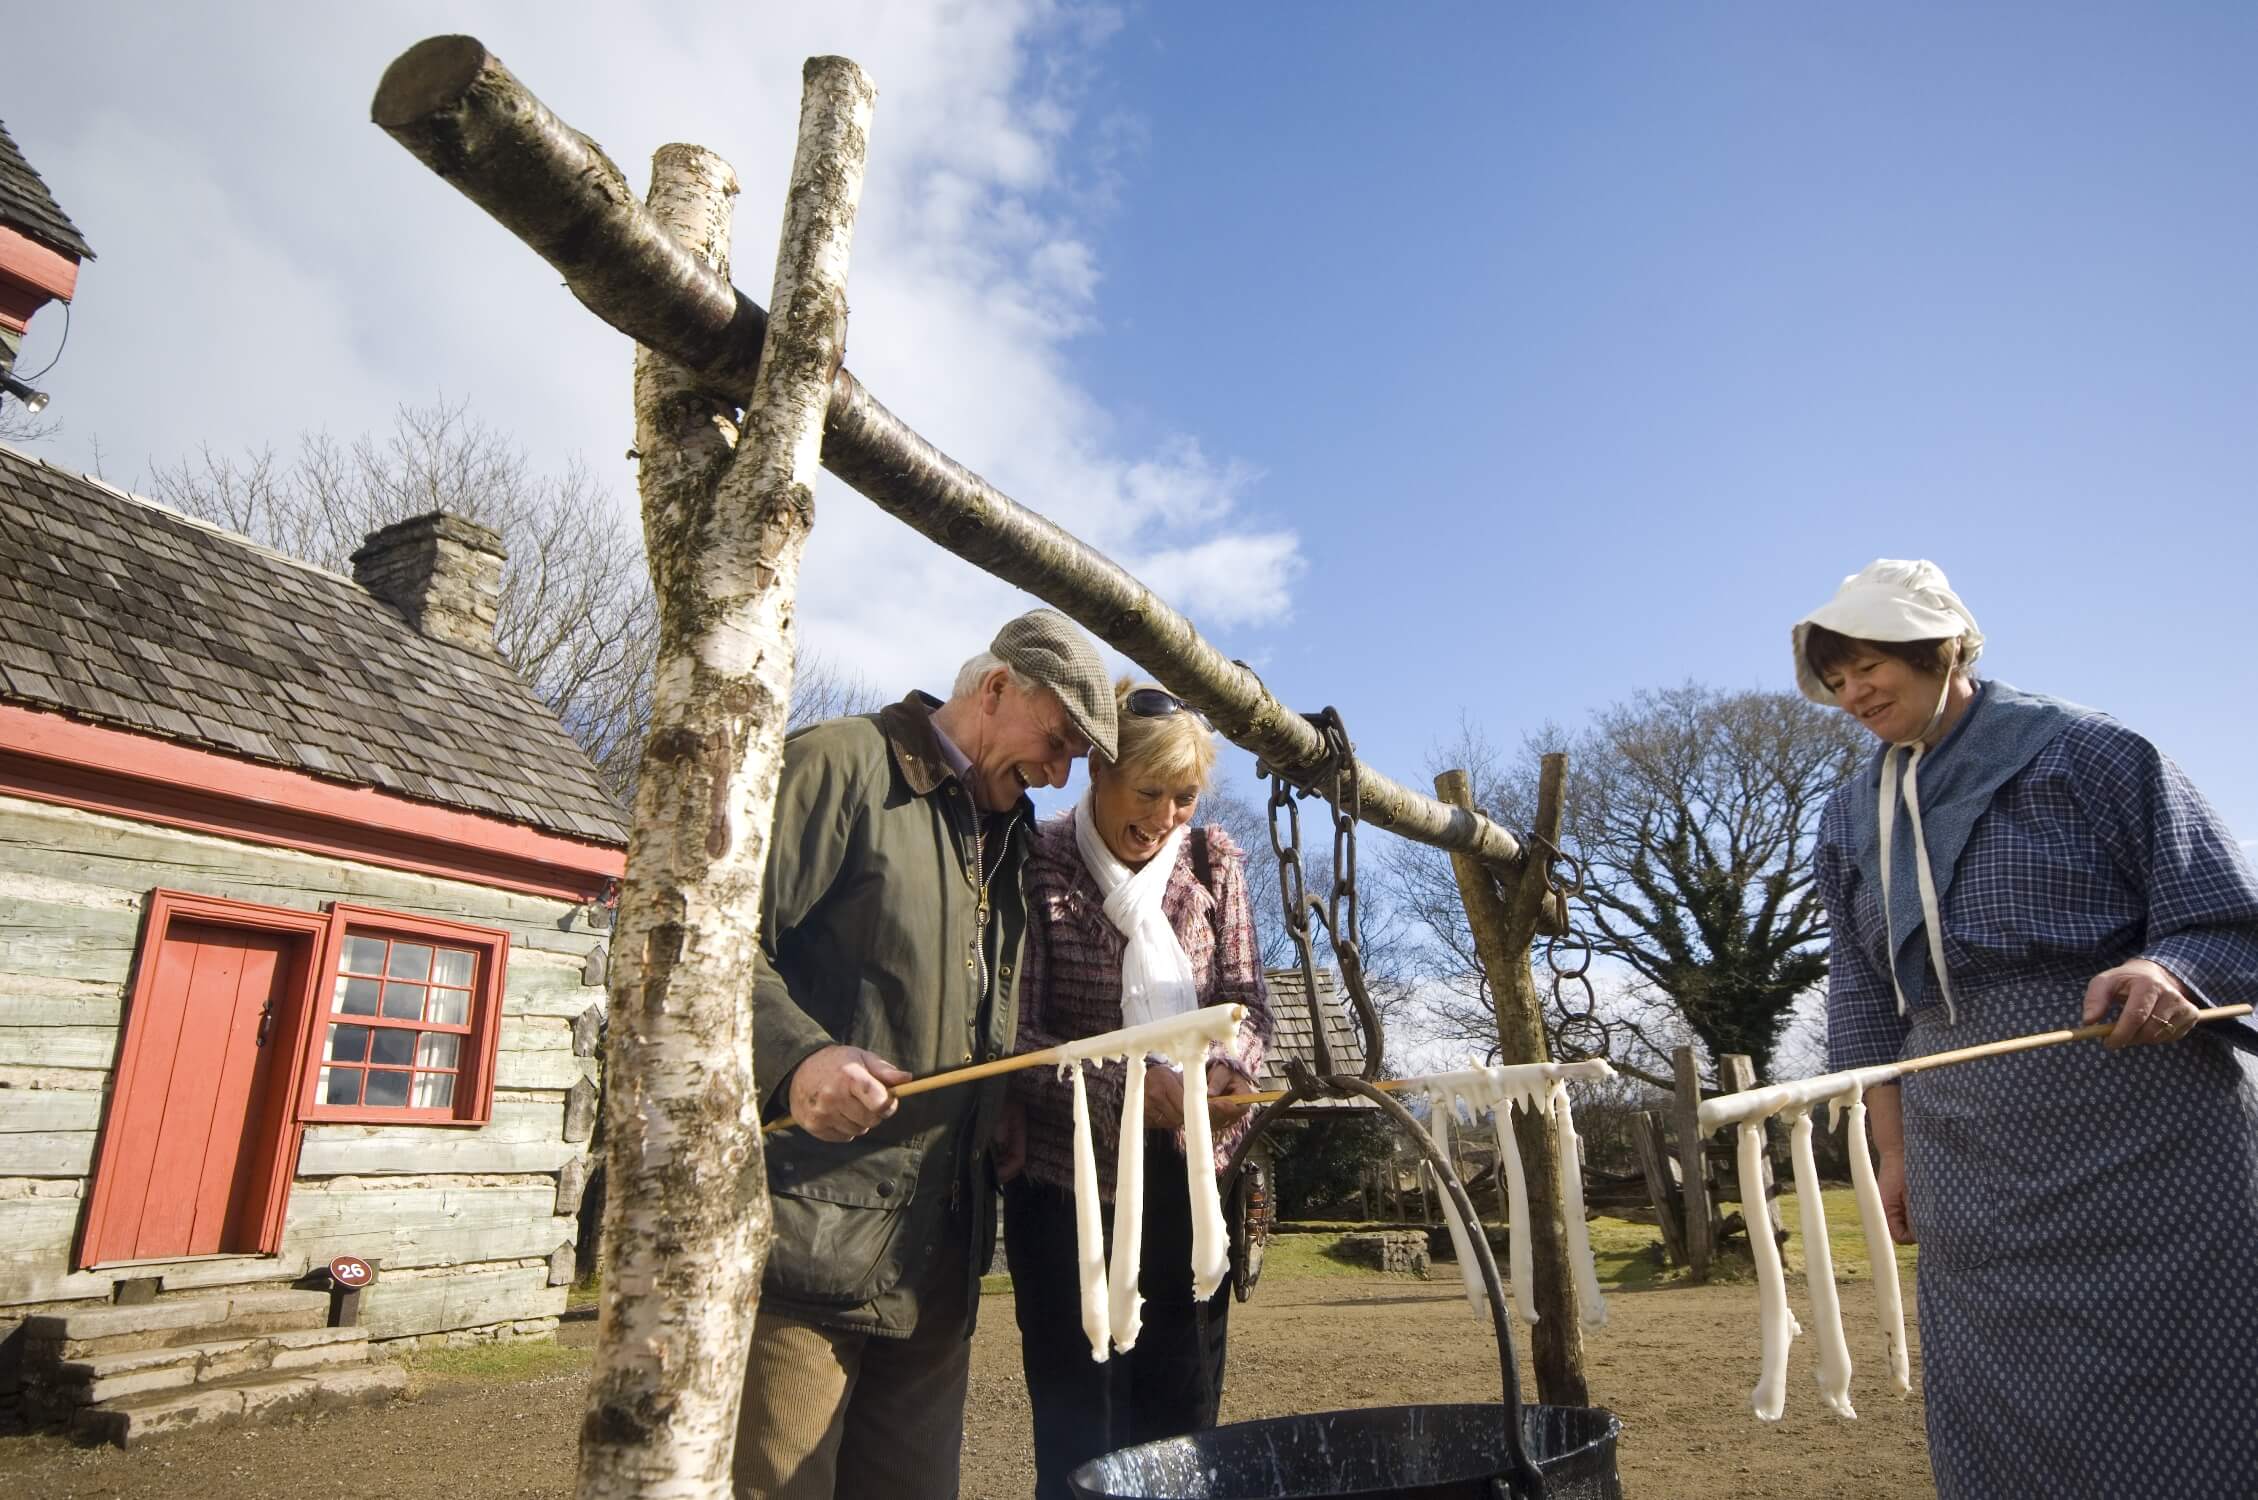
[{"left": 998, "top": 679, "right": 1272, "bottom": 1500}]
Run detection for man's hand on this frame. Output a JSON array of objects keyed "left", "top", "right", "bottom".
[
  {"left": 1144, "top": 1062, "right": 1187, "bottom": 1132},
  {"left": 2083, "top": 957, "right": 2197, "bottom": 1049},
  {"left": 788, "top": 1045, "right": 910, "bottom": 1142}
]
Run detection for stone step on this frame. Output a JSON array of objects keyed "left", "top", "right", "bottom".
[
  {"left": 74, "top": 1360, "right": 407, "bottom": 1448},
  {"left": 23, "top": 1288, "right": 332, "bottom": 1361},
  {"left": 57, "top": 1326, "right": 370, "bottom": 1405}
]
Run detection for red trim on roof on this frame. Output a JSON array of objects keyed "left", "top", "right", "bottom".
[
  {"left": 0, "top": 704, "right": 624, "bottom": 902},
  {"left": 0, "top": 222, "right": 78, "bottom": 313}
]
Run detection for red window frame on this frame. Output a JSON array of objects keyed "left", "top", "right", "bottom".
[{"left": 296, "top": 904, "right": 510, "bottom": 1126}]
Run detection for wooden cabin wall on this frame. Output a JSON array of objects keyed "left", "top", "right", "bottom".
[{"left": 0, "top": 796, "right": 608, "bottom": 1349}]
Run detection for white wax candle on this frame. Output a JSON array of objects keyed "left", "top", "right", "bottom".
[
  {"left": 1548, "top": 1081, "right": 1609, "bottom": 1331},
  {"left": 1424, "top": 1092, "right": 1488, "bottom": 1319},
  {"left": 1493, "top": 1098, "right": 1539, "bottom": 1325},
  {"left": 1067, "top": 1062, "right": 1112, "bottom": 1362},
  {"left": 1787, "top": 1107, "right": 1855, "bottom": 1418},
  {"left": 1055, "top": 1004, "right": 1246, "bottom": 1067},
  {"left": 1168, "top": 1037, "right": 1230, "bottom": 1300},
  {"left": 1107, "top": 1052, "right": 1148, "bottom": 1353},
  {"left": 1699, "top": 1063, "right": 1901, "bottom": 1134},
  {"left": 1740, "top": 1118, "right": 1796, "bottom": 1421},
  {"left": 1834, "top": 1085, "right": 1910, "bottom": 1394}
]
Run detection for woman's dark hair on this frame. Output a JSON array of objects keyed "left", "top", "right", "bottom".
[{"left": 1803, "top": 624, "right": 1958, "bottom": 685}]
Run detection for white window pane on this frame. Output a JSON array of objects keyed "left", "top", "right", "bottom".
[
  {"left": 365, "top": 1070, "right": 411, "bottom": 1108},
  {"left": 387, "top": 943, "right": 434, "bottom": 981},
  {"left": 416, "top": 1033, "right": 460, "bottom": 1069},
  {"left": 370, "top": 1029, "right": 415, "bottom": 1068},
  {"left": 325, "top": 1024, "right": 369, "bottom": 1063},
  {"left": 431, "top": 948, "right": 475, "bottom": 988},
  {"left": 321, "top": 1067, "right": 361, "bottom": 1106},
  {"left": 334, "top": 976, "right": 380, "bottom": 1016},
  {"left": 342, "top": 935, "right": 388, "bottom": 975},
  {"left": 381, "top": 982, "right": 425, "bottom": 1020},
  {"left": 412, "top": 1072, "right": 457, "bottom": 1109},
  {"left": 426, "top": 988, "right": 470, "bottom": 1026}
]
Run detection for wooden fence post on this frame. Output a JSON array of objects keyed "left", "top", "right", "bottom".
[
  {"left": 1629, "top": 1111, "right": 1687, "bottom": 1268},
  {"left": 1435, "top": 760, "right": 1589, "bottom": 1407},
  {"left": 1670, "top": 1045, "right": 1715, "bottom": 1281}
]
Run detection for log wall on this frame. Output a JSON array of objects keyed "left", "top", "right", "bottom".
[{"left": 0, "top": 796, "right": 608, "bottom": 1345}]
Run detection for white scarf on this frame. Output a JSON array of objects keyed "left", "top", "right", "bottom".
[{"left": 1073, "top": 787, "right": 1199, "bottom": 1033}]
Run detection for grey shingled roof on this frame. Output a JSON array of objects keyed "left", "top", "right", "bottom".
[
  {"left": 1257, "top": 968, "right": 1373, "bottom": 1107},
  {"left": 0, "top": 443, "right": 626, "bottom": 846},
  {"left": 0, "top": 121, "right": 93, "bottom": 261}
]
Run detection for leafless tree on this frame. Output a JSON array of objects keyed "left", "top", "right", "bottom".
[
  {"left": 147, "top": 398, "right": 877, "bottom": 800},
  {"left": 1385, "top": 689, "right": 1863, "bottom": 1084}
]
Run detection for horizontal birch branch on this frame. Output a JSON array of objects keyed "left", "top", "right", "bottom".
[{"left": 370, "top": 35, "right": 1527, "bottom": 873}]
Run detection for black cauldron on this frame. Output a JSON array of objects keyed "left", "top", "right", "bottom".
[{"left": 1066, "top": 1401, "right": 1621, "bottom": 1500}]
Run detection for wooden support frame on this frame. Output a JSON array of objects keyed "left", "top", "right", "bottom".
[{"left": 369, "top": 34, "right": 1532, "bottom": 878}]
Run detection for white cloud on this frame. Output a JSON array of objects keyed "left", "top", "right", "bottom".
[{"left": 8, "top": 0, "right": 1298, "bottom": 699}]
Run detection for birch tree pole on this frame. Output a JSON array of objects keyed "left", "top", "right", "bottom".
[{"left": 576, "top": 60, "right": 875, "bottom": 1500}]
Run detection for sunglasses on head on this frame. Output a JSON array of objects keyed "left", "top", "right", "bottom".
[{"left": 1125, "top": 688, "right": 1204, "bottom": 724}]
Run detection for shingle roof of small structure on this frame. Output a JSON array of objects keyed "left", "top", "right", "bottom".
[
  {"left": 0, "top": 443, "right": 626, "bottom": 845},
  {"left": 0, "top": 121, "right": 93, "bottom": 261},
  {"left": 1257, "top": 968, "right": 1374, "bottom": 1106}
]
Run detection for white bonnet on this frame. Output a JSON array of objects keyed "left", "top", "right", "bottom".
[{"left": 1790, "top": 559, "right": 1983, "bottom": 706}]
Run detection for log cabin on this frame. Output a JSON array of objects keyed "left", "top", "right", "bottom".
[{"left": 0, "top": 443, "right": 627, "bottom": 1440}]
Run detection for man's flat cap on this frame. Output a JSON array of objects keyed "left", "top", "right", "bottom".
[{"left": 991, "top": 608, "right": 1117, "bottom": 761}]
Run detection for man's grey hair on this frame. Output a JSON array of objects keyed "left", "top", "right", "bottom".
[{"left": 951, "top": 651, "right": 1038, "bottom": 701}]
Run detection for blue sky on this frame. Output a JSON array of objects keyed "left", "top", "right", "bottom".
[{"left": 10, "top": 2, "right": 2255, "bottom": 843}]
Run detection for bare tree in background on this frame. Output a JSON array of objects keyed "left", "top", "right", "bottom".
[
  {"left": 149, "top": 398, "right": 877, "bottom": 798},
  {"left": 1386, "top": 690, "right": 1862, "bottom": 1084}
]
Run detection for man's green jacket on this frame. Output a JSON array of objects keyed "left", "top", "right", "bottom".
[{"left": 752, "top": 691, "right": 1033, "bottom": 1337}]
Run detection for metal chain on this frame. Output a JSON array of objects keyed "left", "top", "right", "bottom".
[
  {"left": 1262, "top": 708, "right": 1385, "bottom": 1084},
  {"left": 1533, "top": 832, "right": 1612, "bottom": 1061}
]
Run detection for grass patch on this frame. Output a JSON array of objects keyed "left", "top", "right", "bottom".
[
  {"left": 567, "top": 1274, "right": 602, "bottom": 1311},
  {"left": 399, "top": 1338, "right": 592, "bottom": 1390}
]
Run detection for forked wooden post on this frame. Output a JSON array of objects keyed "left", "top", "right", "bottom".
[
  {"left": 1434, "top": 758, "right": 1588, "bottom": 1406},
  {"left": 1720, "top": 1053, "right": 1784, "bottom": 1252},
  {"left": 566, "top": 59, "right": 876, "bottom": 1500}
]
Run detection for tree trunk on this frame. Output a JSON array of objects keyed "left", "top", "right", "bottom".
[
  {"left": 577, "top": 60, "right": 875, "bottom": 1500},
  {"left": 370, "top": 34, "right": 1532, "bottom": 878},
  {"left": 1434, "top": 764, "right": 1589, "bottom": 1407}
]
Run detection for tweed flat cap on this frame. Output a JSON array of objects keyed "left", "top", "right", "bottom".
[{"left": 991, "top": 608, "right": 1117, "bottom": 761}]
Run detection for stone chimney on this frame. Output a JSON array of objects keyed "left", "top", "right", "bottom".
[{"left": 350, "top": 513, "right": 506, "bottom": 652}]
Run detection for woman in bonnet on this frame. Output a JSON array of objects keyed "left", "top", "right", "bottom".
[
  {"left": 1798, "top": 559, "right": 2258, "bottom": 1498},
  {"left": 998, "top": 678, "right": 1271, "bottom": 1500}
]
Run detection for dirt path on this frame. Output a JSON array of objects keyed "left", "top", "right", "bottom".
[{"left": 2, "top": 1278, "right": 1932, "bottom": 1498}]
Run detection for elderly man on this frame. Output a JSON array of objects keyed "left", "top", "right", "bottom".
[{"left": 736, "top": 608, "right": 1118, "bottom": 1500}]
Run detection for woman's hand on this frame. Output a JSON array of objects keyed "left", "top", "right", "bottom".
[
  {"left": 1876, "top": 1148, "right": 1916, "bottom": 1244},
  {"left": 1144, "top": 1062, "right": 1187, "bottom": 1131},
  {"left": 2083, "top": 958, "right": 2198, "bottom": 1049},
  {"left": 994, "top": 1097, "right": 1027, "bottom": 1183},
  {"left": 1205, "top": 1059, "right": 1253, "bottom": 1127}
]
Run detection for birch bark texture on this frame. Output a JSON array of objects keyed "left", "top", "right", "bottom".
[
  {"left": 577, "top": 61, "right": 875, "bottom": 1500},
  {"left": 370, "top": 34, "right": 1528, "bottom": 877},
  {"left": 1433, "top": 763, "right": 1590, "bottom": 1406}
]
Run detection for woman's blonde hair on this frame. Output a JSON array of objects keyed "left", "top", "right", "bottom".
[{"left": 1094, "top": 676, "right": 1217, "bottom": 790}]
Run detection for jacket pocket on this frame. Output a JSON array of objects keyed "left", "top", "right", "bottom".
[{"left": 763, "top": 1138, "right": 922, "bottom": 1307}]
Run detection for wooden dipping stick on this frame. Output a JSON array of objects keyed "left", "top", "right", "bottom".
[
  {"left": 1701, "top": 1003, "right": 2254, "bottom": 1133},
  {"left": 763, "top": 1005, "right": 1247, "bottom": 1135}
]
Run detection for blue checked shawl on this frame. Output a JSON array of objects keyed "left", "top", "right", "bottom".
[{"left": 1818, "top": 682, "right": 2258, "bottom": 1069}]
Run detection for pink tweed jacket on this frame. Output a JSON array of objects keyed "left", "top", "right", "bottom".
[{"left": 1010, "top": 812, "right": 1272, "bottom": 1201}]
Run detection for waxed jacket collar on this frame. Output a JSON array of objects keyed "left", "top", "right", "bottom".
[{"left": 880, "top": 689, "right": 1036, "bottom": 823}]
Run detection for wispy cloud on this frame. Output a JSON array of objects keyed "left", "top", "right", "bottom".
[{"left": 12, "top": 0, "right": 1299, "bottom": 697}]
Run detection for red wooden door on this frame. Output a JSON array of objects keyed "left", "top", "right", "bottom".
[{"left": 86, "top": 921, "right": 293, "bottom": 1264}]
